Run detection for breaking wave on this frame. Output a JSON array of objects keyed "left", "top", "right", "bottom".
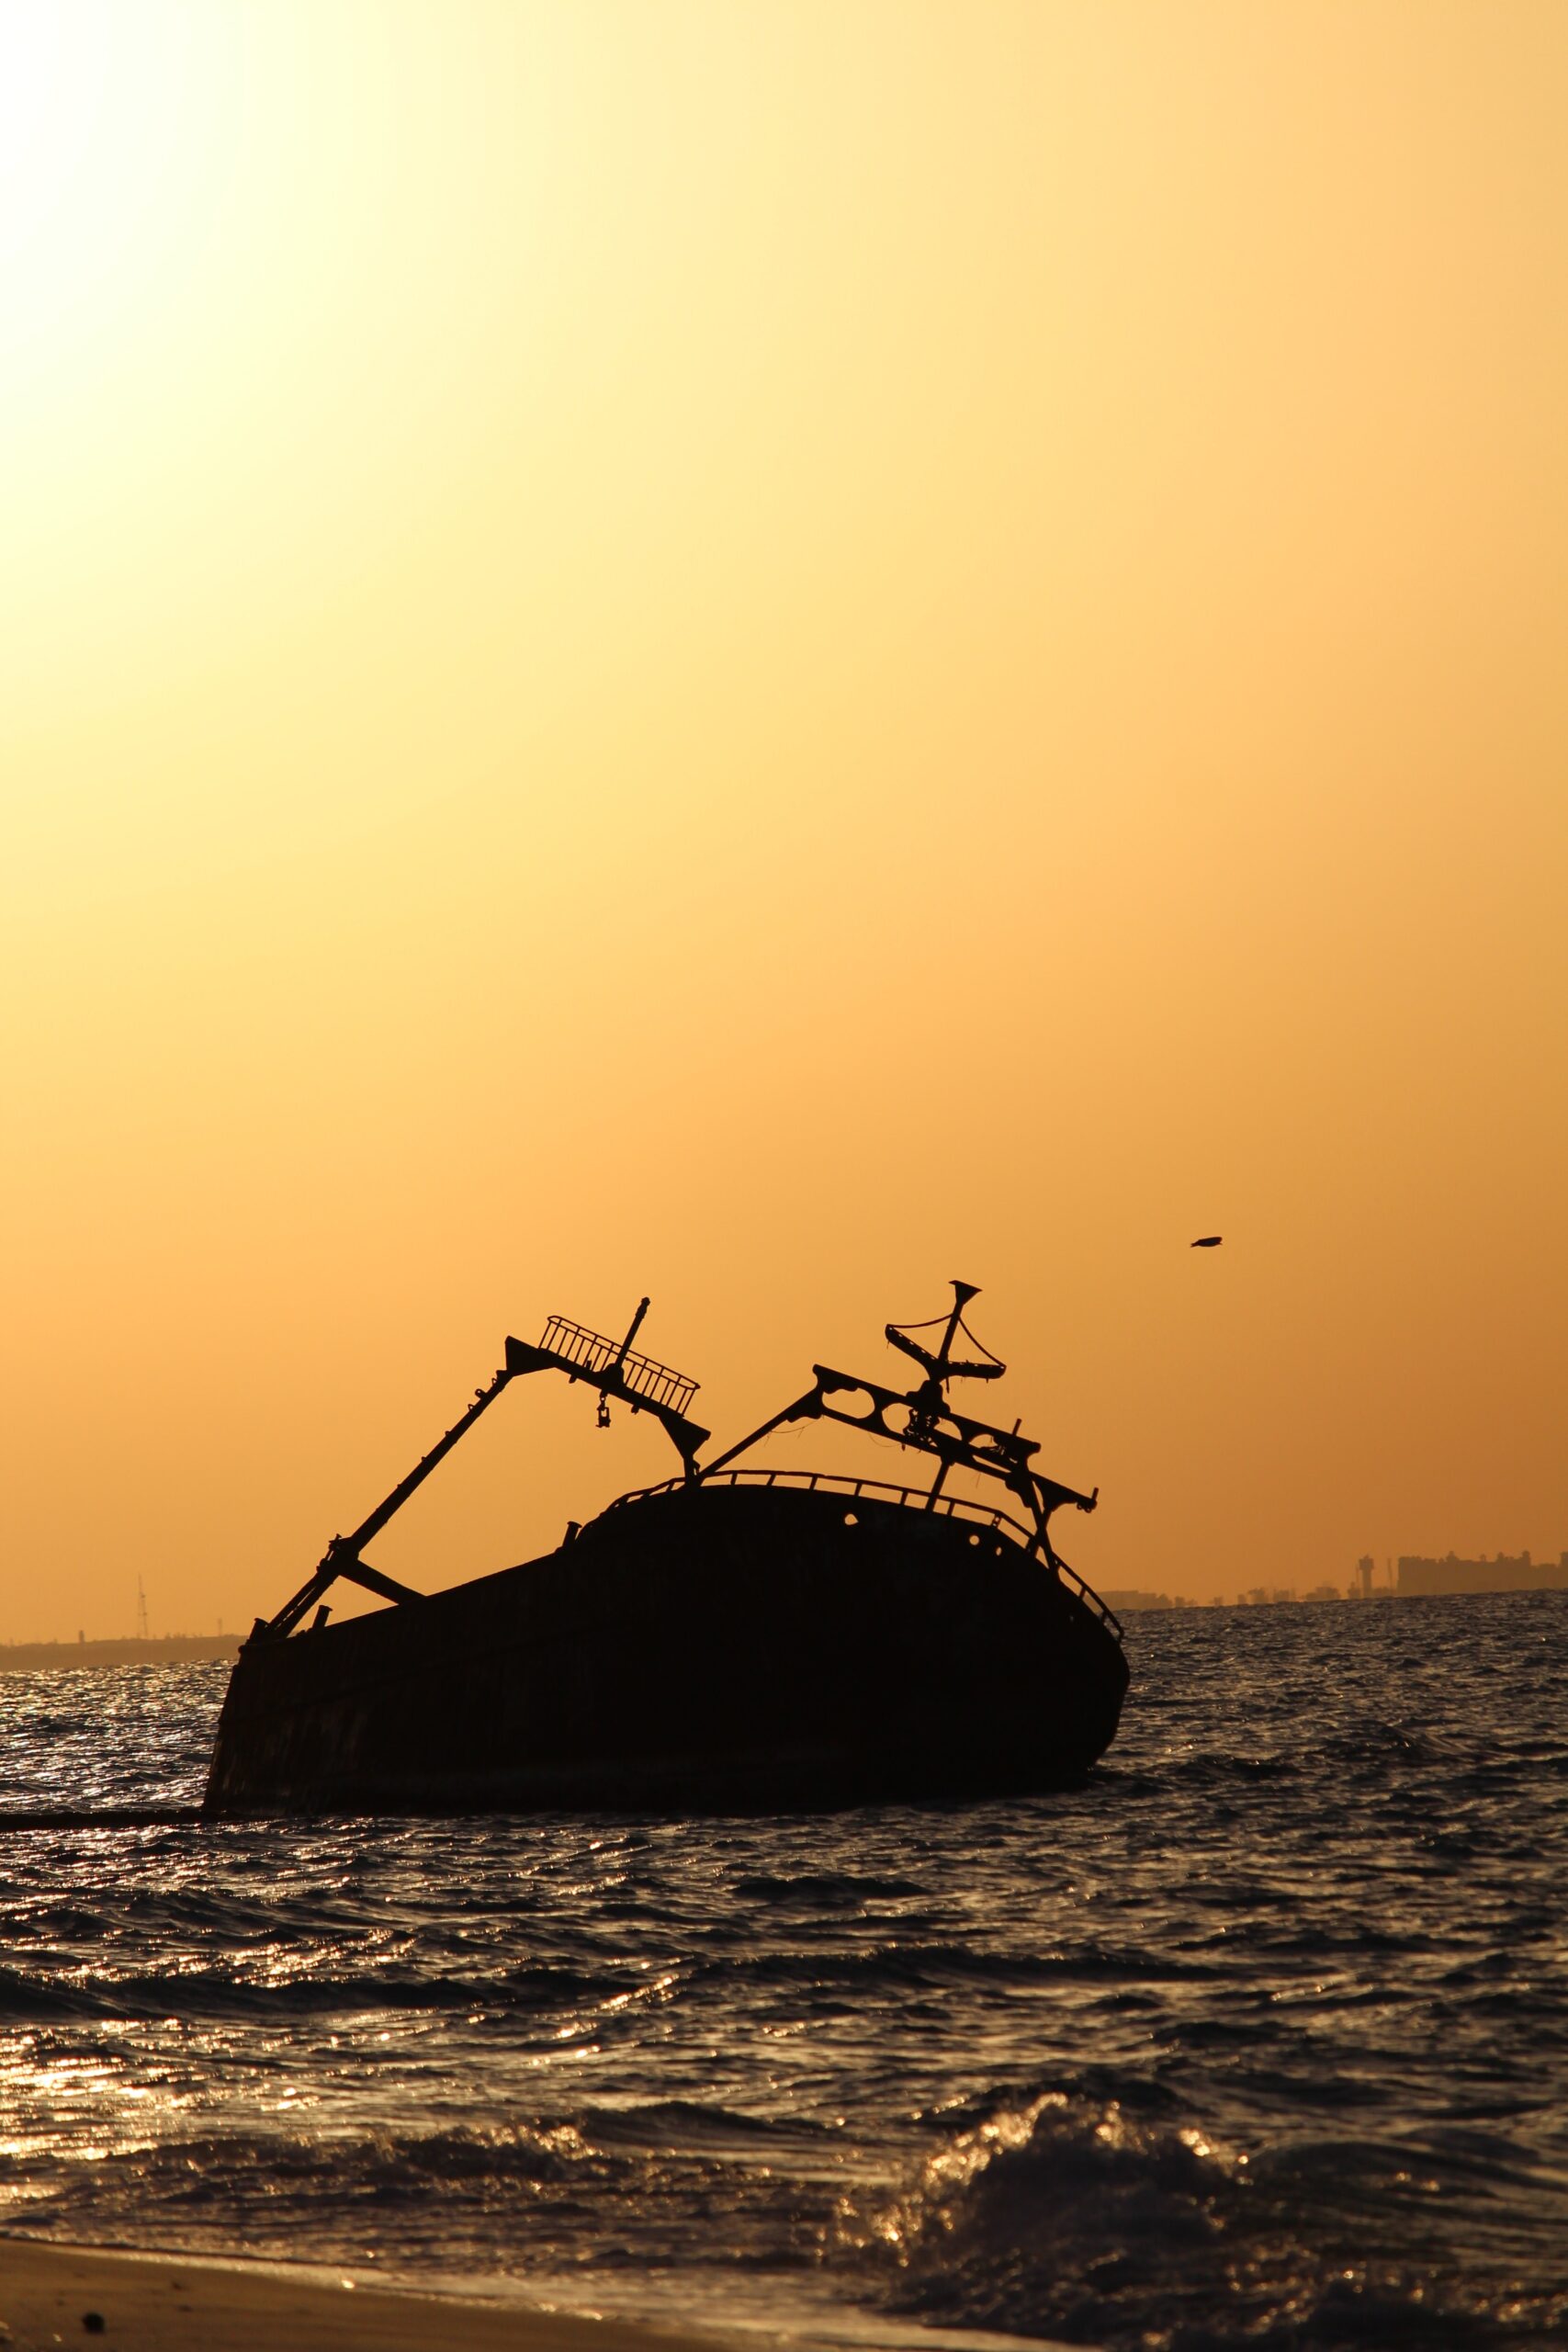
[{"left": 836, "top": 2088, "right": 1565, "bottom": 2348}]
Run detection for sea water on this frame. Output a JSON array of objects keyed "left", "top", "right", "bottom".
[{"left": 0, "top": 1593, "right": 1562, "bottom": 2350}]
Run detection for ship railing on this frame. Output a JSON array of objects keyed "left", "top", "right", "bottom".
[
  {"left": 538, "top": 1316, "right": 699, "bottom": 1417},
  {"left": 604, "top": 1468, "right": 1122, "bottom": 1638}
]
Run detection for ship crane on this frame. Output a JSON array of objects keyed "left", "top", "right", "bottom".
[{"left": 254, "top": 1301, "right": 706, "bottom": 1643}]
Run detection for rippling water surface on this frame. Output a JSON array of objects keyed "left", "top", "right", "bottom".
[{"left": 1, "top": 1593, "right": 1563, "bottom": 2350}]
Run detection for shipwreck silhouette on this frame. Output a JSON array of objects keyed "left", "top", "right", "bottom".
[{"left": 204, "top": 1284, "right": 1128, "bottom": 1815}]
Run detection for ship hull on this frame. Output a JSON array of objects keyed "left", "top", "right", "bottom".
[{"left": 203, "top": 1483, "right": 1128, "bottom": 1816}]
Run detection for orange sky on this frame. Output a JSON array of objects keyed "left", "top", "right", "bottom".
[{"left": 3, "top": 0, "right": 1565, "bottom": 1636}]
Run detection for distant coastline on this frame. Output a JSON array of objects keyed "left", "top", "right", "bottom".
[
  {"left": 1105, "top": 1558, "right": 1568, "bottom": 1612},
  {"left": 0, "top": 1634, "right": 240, "bottom": 1675}
]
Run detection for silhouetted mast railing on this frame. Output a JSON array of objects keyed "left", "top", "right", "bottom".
[
  {"left": 536, "top": 1313, "right": 699, "bottom": 1419},
  {"left": 506, "top": 1303, "right": 707, "bottom": 1467}
]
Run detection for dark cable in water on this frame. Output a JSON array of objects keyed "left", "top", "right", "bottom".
[{"left": 0, "top": 1807, "right": 206, "bottom": 1832}]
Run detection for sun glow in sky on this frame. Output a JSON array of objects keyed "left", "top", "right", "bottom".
[{"left": 3, "top": 1, "right": 1566, "bottom": 1634}]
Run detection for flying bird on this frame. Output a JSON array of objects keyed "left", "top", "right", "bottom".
[{"left": 1190, "top": 1236, "right": 1223, "bottom": 1248}]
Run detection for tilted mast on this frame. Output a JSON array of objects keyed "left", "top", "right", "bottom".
[{"left": 699, "top": 1281, "right": 1097, "bottom": 1563}]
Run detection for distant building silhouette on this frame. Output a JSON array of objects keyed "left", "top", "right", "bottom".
[{"left": 1395, "top": 1550, "right": 1568, "bottom": 1598}]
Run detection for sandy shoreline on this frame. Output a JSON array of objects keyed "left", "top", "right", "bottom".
[{"left": 0, "top": 2239, "right": 759, "bottom": 2352}]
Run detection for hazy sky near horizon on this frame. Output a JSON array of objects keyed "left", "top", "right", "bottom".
[{"left": 4, "top": 0, "right": 1565, "bottom": 1636}]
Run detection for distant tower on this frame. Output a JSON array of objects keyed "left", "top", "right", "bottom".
[
  {"left": 136, "top": 1577, "right": 149, "bottom": 1640},
  {"left": 1356, "top": 1555, "right": 1376, "bottom": 1600}
]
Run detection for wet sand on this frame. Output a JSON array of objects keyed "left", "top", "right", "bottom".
[{"left": 0, "top": 2241, "right": 754, "bottom": 2352}]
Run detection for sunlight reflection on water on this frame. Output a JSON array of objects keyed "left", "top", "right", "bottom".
[{"left": 0, "top": 1596, "right": 1563, "bottom": 2349}]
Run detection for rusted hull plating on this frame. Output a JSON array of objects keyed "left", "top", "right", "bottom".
[{"left": 203, "top": 1484, "right": 1128, "bottom": 1816}]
